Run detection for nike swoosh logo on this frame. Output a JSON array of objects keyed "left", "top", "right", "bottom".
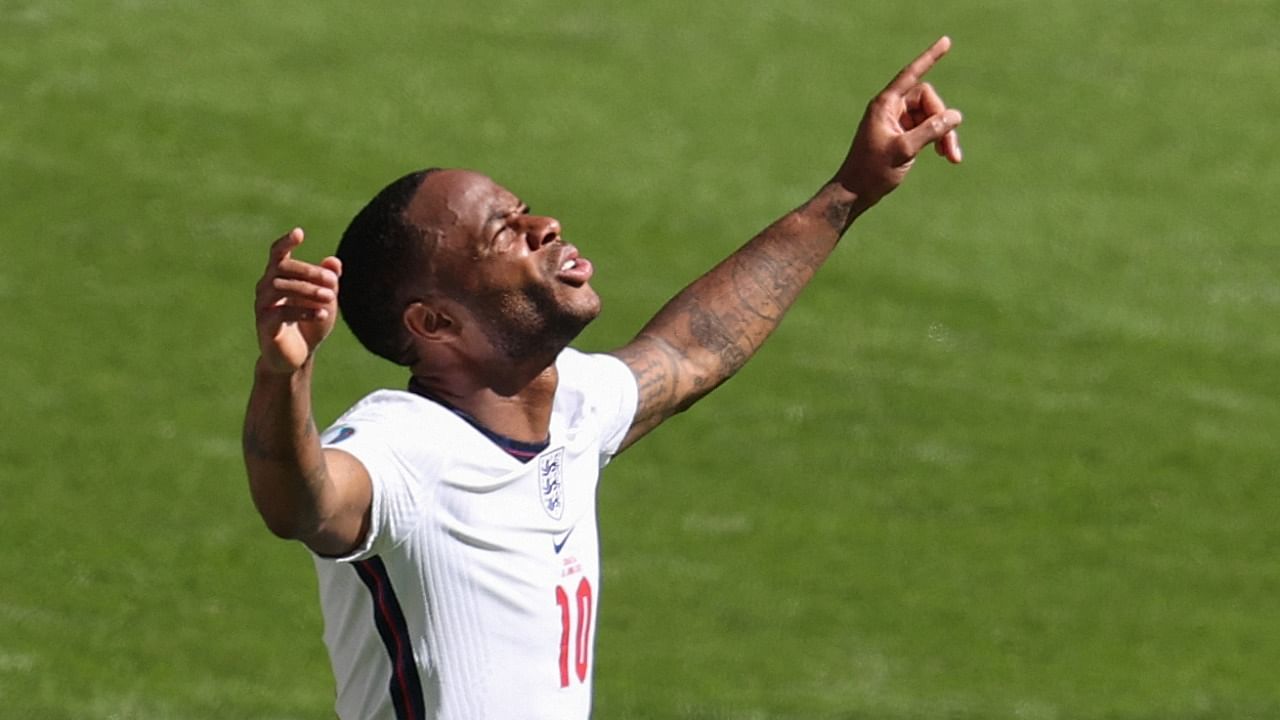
[{"left": 552, "top": 526, "right": 575, "bottom": 554}]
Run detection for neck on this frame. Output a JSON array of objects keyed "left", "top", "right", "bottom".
[{"left": 409, "top": 359, "right": 559, "bottom": 445}]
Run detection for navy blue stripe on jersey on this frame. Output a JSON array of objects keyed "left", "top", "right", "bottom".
[
  {"left": 353, "top": 557, "right": 426, "bottom": 720},
  {"left": 408, "top": 377, "right": 550, "bottom": 462},
  {"left": 454, "top": 415, "right": 549, "bottom": 461}
]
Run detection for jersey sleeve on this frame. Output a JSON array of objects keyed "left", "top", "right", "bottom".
[
  {"left": 558, "top": 349, "right": 639, "bottom": 464},
  {"left": 318, "top": 392, "right": 430, "bottom": 562}
]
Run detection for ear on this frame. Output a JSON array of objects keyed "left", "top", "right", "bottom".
[{"left": 403, "top": 300, "right": 459, "bottom": 344}]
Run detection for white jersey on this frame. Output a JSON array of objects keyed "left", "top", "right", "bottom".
[{"left": 314, "top": 348, "right": 638, "bottom": 720}]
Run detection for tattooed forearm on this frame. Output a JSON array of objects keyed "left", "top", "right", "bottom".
[
  {"left": 726, "top": 215, "right": 832, "bottom": 322},
  {"left": 243, "top": 364, "right": 337, "bottom": 539},
  {"left": 614, "top": 183, "right": 858, "bottom": 446},
  {"left": 727, "top": 245, "right": 789, "bottom": 322},
  {"left": 824, "top": 195, "right": 858, "bottom": 232},
  {"left": 684, "top": 188, "right": 846, "bottom": 367},
  {"left": 685, "top": 295, "right": 750, "bottom": 373},
  {"left": 243, "top": 409, "right": 317, "bottom": 463}
]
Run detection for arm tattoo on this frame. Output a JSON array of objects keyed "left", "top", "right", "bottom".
[
  {"left": 614, "top": 335, "right": 684, "bottom": 423},
  {"left": 243, "top": 394, "right": 318, "bottom": 463},
  {"left": 824, "top": 196, "right": 857, "bottom": 232},
  {"left": 243, "top": 393, "right": 329, "bottom": 489},
  {"left": 685, "top": 295, "right": 750, "bottom": 373},
  {"left": 617, "top": 184, "right": 850, "bottom": 436},
  {"left": 728, "top": 245, "right": 787, "bottom": 322}
]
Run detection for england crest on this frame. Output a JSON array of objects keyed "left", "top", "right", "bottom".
[{"left": 538, "top": 448, "right": 565, "bottom": 520}]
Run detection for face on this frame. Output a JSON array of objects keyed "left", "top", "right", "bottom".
[{"left": 404, "top": 169, "right": 602, "bottom": 361}]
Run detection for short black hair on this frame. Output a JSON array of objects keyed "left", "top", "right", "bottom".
[{"left": 336, "top": 168, "right": 441, "bottom": 366}]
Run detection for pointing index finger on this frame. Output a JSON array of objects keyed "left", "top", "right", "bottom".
[{"left": 885, "top": 36, "right": 952, "bottom": 96}]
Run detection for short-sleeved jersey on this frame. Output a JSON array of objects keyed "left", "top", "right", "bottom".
[{"left": 314, "top": 348, "right": 638, "bottom": 720}]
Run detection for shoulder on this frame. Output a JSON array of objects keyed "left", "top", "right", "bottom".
[
  {"left": 337, "top": 388, "right": 423, "bottom": 417},
  {"left": 555, "top": 347, "right": 634, "bottom": 391},
  {"left": 322, "top": 389, "right": 462, "bottom": 455},
  {"left": 553, "top": 348, "right": 638, "bottom": 416},
  {"left": 330, "top": 388, "right": 448, "bottom": 426},
  {"left": 553, "top": 349, "right": 639, "bottom": 456}
]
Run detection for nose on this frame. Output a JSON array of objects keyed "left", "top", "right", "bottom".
[{"left": 520, "top": 215, "right": 561, "bottom": 251}]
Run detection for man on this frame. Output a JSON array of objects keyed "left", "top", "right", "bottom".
[{"left": 244, "top": 37, "right": 963, "bottom": 720}]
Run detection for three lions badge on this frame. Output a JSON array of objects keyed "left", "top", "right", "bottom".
[{"left": 538, "top": 448, "right": 565, "bottom": 520}]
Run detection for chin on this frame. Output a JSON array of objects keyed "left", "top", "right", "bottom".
[{"left": 563, "top": 284, "right": 603, "bottom": 325}]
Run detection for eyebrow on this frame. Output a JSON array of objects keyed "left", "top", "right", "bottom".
[{"left": 485, "top": 202, "right": 529, "bottom": 226}]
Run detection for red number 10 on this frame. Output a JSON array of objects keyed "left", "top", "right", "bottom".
[{"left": 556, "top": 577, "right": 593, "bottom": 688}]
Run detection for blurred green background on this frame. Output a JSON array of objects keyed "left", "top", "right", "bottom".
[{"left": 3, "top": 1, "right": 1278, "bottom": 718}]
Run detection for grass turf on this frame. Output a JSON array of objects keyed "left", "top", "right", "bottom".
[{"left": 2, "top": 1, "right": 1277, "bottom": 717}]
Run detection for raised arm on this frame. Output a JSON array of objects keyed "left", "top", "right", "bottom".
[
  {"left": 610, "top": 36, "right": 964, "bottom": 451},
  {"left": 243, "top": 228, "right": 371, "bottom": 557}
]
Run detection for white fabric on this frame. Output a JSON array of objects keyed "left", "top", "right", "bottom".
[{"left": 314, "top": 349, "right": 638, "bottom": 720}]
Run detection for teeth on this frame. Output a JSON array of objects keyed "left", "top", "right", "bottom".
[{"left": 561, "top": 259, "right": 576, "bottom": 271}]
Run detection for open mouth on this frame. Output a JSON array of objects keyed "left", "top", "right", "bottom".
[{"left": 555, "top": 246, "right": 594, "bottom": 286}]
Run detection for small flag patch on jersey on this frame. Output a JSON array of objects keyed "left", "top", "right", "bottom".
[{"left": 538, "top": 448, "right": 565, "bottom": 520}]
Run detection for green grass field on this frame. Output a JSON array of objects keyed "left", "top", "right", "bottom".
[{"left": 3, "top": 1, "right": 1278, "bottom": 717}]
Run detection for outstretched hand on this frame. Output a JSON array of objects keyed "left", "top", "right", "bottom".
[
  {"left": 254, "top": 228, "right": 343, "bottom": 374},
  {"left": 834, "top": 36, "right": 963, "bottom": 212}
]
